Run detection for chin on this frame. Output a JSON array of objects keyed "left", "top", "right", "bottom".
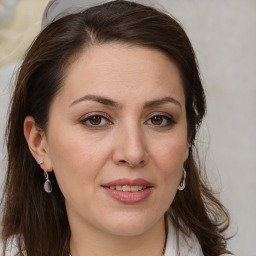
[{"left": 98, "top": 213, "right": 161, "bottom": 237}]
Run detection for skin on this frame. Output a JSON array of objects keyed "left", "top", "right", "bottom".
[{"left": 24, "top": 43, "right": 189, "bottom": 256}]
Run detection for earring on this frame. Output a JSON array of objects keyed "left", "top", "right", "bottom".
[
  {"left": 178, "top": 168, "right": 187, "bottom": 191},
  {"left": 39, "top": 161, "right": 52, "bottom": 193},
  {"left": 188, "top": 144, "right": 192, "bottom": 155}
]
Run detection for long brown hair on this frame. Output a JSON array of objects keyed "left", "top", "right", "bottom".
[{"left": 1, "top": 1, "right": 231, "bottom": 255}]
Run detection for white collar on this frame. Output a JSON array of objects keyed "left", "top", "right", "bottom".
[{"left": 165, "top": 218, "right": 204, "bottom": 256}]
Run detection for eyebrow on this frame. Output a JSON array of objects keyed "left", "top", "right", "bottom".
[
  {"left": 144, "top": 96, "right": 182, "bottom": 110},
  {"left": 70, "top": 94, "right": 119, "bottom": 108},
  {"left": 70, "top": 94, "right": 182, "bottom": 110}
]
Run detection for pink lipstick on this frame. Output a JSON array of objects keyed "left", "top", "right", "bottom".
[{"left": 102, "top": 178, "right": 153, "bottom": 204}]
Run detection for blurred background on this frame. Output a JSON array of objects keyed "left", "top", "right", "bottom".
[{"left": 0, "top": 0, "right": 255, "bottom": 255}]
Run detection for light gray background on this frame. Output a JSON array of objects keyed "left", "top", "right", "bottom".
[
  {"left": 159, "top": 1, "right": 256, "bottom": 255},
  {"left": 0, "top": 1, "right": 255, "bottom": 255}
]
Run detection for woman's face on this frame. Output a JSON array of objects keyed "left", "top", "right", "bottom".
[{"left": 44, "top": 43, "right": 188, "bottom": 236}]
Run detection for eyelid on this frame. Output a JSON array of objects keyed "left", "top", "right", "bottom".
[
  {"left": 145, "top": 111, "right": 176, "bottom": 126},
  {"left": 80, "top": 111, "right": 112, "bottom": 120},
  {"left": 146, "top": 111, "right": 175, "bottom": 121},
  {"left": 80, "top": 112, "right": 113, "bottom": 127}
]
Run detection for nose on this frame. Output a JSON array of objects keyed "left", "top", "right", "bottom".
[{"left": 112, "top": 125, "right": 148, "bottom": 168}]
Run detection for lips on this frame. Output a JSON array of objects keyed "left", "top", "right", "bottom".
[
  {"left": 108, "top": 185, "right": 147, "bottom": 192},
  {"left": 102, "top": 178, "right": 153, "bottom": 204},
  {"left": 102, "top": 178, "right": 153, "bottom": 188}
]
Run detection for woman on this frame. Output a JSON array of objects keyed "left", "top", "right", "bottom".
[{"left": 1, "top": 1, "right": 232, "bottom": 255}]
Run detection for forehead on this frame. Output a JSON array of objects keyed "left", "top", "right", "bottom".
[{"left": 59, "top": 43, "right": 184, "bottom": 104}]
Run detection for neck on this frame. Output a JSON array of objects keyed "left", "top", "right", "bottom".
[{"left": 69, "top": 216, "right": 166, "bottom": 256}]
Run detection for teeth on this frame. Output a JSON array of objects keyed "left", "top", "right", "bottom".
[
  {"left": 109, "top": 185, "right": 148, "bottom": 192},
  {"left": 116, "top": 186, "right": 122, "bottom": 191},
  {"left": 131, "top": 186, "right": 138, "bottom": 192},
  {"left": 123, "top": 185, "right": 131, "bottom": 192}
]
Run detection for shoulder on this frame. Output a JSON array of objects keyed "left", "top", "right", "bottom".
[{"left": 0, "top": 235, "right": 26, "bottom": 256}]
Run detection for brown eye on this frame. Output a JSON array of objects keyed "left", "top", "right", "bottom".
[
  {"left": 81, "top": 113, "right": 112, "bottom": 128},
  {"left": 145, "top": 113, "right": 176, "bottom": 127},
  {"left": 151, "top": 116, "right": 163, "bottom": 125},
  {"left": 88, "top": 115, "right": 102, "bottom": 125}
]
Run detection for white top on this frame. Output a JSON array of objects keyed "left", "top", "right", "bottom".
[
  {"left": 0, "top": 220, "right": 232, "bottom": 255},
  {"left": 165, "top": 219, "right": 231, "bottom": 256}
]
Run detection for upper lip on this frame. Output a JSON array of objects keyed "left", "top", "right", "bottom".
[{"left": 102, "top": 178, "right": 153, "bottom": 187}]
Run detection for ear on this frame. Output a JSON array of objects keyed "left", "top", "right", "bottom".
[
  {"left": 24, "top": 116, "right": 53, "bottom": 172},
  {"left": 183, "top": 143, "right": 190, "bottom": 162}
]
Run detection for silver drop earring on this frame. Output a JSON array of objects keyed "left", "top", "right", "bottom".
[
  {"left": 178, "top": 168, "right": 187, "bottom": 191},
  {"left": 39, "top": 161, "right": 52, "bottom": 193}
]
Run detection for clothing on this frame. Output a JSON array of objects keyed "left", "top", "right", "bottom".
[
  {"left": 0, "top": 220, "right": 232, "bottom": 256},
  {"left": 0, "top": 235, "right": 25, "bottom": 256},
  {"left": 165, "top": 219, "right": 231, "bottom": 256},
  {"left": 165, "top": 219, "right": 204, "bottom": 255}
]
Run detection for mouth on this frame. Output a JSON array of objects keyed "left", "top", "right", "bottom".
[
  {"left": 102, "top": 179, "right": 153, "bottom": 204},
  {"left": 103, "top": 185, "right": 150, "bottom": 192}
]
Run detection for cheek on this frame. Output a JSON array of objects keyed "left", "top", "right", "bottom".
[
  {"left": 148, "top": 139, "right": 185, "bottom": 214},
  {"left": 151, "top": 136, "right": 187, "bottom": 172},
  {"left": 148, "top": 129, "right": 187, "bottom": 194},
  {"left": 46, "top": 129, "right": 110, "bottom": 193},
  {"left": 48, "top": 117, "right": 108, "bottom": 164}
]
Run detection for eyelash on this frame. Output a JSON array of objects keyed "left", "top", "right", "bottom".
[
  {"left": 145, "top": 112, "right": 176, "bottom": 127},
  {"left": 80, "top": 112, "right": 112, "bottom": 128},
  {"left": 80, "top": 112, "right": 176, "bottom": 128}
]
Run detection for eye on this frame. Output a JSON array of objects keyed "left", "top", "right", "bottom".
[
  {"left": 80, "top": 113, "right": 112, "bottom": 128},
  {"left": 145, "top": 113, "right": 176, "bottom": 127},
  {"left": 150, "top": 116, "right": 165, "bottom": 125}
]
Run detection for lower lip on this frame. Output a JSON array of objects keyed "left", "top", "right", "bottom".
[{"left": 103, "top": 187, "right": 153, "bottom": 204}]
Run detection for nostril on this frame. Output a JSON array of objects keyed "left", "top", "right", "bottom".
[{"left": 117, "top": 158, "right": 146, "bottom": 168}]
